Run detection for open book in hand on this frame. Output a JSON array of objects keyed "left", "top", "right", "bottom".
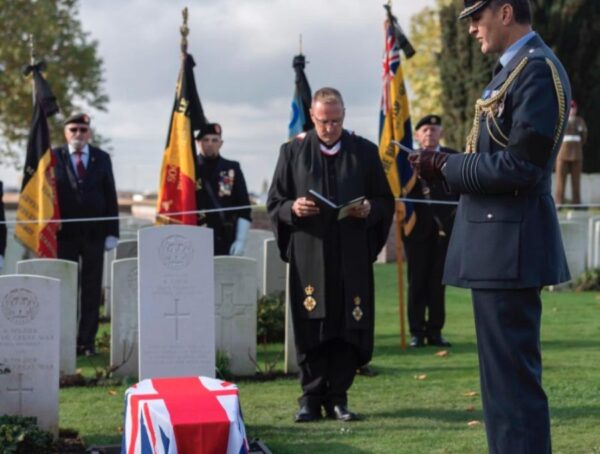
[{"left": 307, "top": 189, "right": 366, "bottom": 221}]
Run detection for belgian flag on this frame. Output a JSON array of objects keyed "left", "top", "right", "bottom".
[
  {"left": 15, "top": 63, "right": 61, "bottom": 257},
  {"left": 156, "top": 53, "right": 207, "bottom": 225}
]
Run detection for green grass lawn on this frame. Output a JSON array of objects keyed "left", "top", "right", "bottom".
[{"left": 61, "top": 264, "right": 600, "bottom": 453}]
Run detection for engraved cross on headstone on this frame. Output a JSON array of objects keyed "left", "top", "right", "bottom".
[
  {"left": 217, "top": 284, "right": 247, "bottom": 320},
  {"left": 6, "top": 373, "right": 34, "bottom": 414},
  {"left": 216, "top": 283, "right": 248, "bottom": 351},
  {"left": 164, "top": 298, "right": 190, "bottom": 341}
]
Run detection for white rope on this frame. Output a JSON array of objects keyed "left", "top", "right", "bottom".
[
  {"left": 0, "top": 205, "right": 254, "bottom": 226},
  {"left": 1, "top": 199, "right": 596, "bottom": 226}
]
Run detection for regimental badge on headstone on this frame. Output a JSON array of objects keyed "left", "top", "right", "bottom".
[
  {"left": 303, "top": 285, "right": 316, "bottom": 312},
  {"left": 352, "top": 295, "right": 363, "bottom": 321}
]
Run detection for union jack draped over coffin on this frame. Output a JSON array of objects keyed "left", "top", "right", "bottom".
[{"left": 122, "top": 376, "right": 249, "bottom": 454}]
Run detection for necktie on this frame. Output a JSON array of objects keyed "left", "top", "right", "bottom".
[{"left": 74, "top": 150, "right": 86, "bottom": 180}]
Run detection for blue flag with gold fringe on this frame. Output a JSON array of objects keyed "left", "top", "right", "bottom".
[
  {"left": 378, "top": 12, "right": 416, "bottom": 235},
  {"left": 288, "top": 53, "right": 314, "bottom": 139}
]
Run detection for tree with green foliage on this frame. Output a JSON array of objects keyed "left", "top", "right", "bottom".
[
  {"left": 437, "top": 0, "right": 495, "bottom": 151},
  {"left": 404, "top": 6, "right": 444, "bottom": 124},
  {"left": 436, "top": 0, "right": 599, "bottom": 160},
  {"left": 0, "top": 0, "right": 108, "bottom": 167},
  {"left": 530, "top": 0, "right": 600, "bottom": 172}
]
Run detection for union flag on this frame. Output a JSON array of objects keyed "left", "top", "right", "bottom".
[{"left": 122, "top": 376, "right": 249, "bottom": 454}]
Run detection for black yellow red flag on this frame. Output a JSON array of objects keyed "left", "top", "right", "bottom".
[
  {"left": 156, "top": 53, "right": 207, "bottom": 225},
  {"left": 15, "top": 62, "right": 61, "bottom": 257}
]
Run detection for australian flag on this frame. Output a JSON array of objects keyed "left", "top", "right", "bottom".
[{"left": 122, "top": 376, "right": 249, "bottom": 454}]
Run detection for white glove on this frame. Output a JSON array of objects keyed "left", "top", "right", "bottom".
[
  {"left": 0, "top": 255, "right": 4, "bottom": 271},
  {"left": 229, "top": 218, "right": 251, "bottom": 256},
  {"left": 104, "top": 236, "right": 118, "bottom": 251}
]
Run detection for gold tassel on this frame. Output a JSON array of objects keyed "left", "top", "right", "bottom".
[{"left": 466, "top": 57, "right": 529, "bottom": 153}]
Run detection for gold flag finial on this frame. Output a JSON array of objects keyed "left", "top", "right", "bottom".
[{"left": 180, "top": 7, "right": 189, "bottom": 55}]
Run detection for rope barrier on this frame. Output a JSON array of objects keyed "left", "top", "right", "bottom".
[{"left": 0, "top": 198, "right": 596, "bottom": 226}]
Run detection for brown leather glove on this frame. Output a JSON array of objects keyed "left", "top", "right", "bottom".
[{"left": 408, "top": 150, "right": 449, "bottom": 182}]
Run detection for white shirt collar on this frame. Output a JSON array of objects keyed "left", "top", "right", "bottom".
[
  {"left": 68, "top": 143, "right": 90, "bottom": 155},
  {"left": 320, "top": 141, "right": 341, "bottom": 156}
]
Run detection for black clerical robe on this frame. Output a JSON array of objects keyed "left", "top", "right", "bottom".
[{"left": 267, "top": 129, "right": 394, "bottom": 363}]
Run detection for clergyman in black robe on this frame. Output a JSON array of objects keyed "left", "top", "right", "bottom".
[{"left": 267, "top": 87, "right": 394, "bottom": 422}]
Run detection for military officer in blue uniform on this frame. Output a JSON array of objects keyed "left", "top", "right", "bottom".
[
  {"left": 409, "top": 1, "right": 571, "bottom": 452},
  {"left": 195, "top": 123, "right": 252, "bottom": 256}
]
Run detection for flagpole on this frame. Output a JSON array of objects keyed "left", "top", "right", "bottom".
[
  {"left": 180, "top": 7, "right": 189, "bottom": 56},
  {"left": 395, "top": 201, "right": 407, "bottom": 350},
  {"left": 28, "top": 34, "right": 36, "bottom": 105}
]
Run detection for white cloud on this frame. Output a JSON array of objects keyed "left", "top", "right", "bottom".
[{"left": 0, "top": 0, "right": 436, "bottom": 193}]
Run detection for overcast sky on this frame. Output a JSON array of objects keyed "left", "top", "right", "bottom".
[{"left": 1, "top": 0, "right": 436, "bottom": 194}]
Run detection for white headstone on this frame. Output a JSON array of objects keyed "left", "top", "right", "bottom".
[
  {"left": 263, "top": 238, "right": 286, "bottom": 296},
  {"left": 116, "top": 239, "right": 138, "bottom": 260},
  {"left": 243, "top": 229, "right": 274, "bottom": 296},
  {"left": 214, "top": 257, "right": 257, "bottom": 376},
  {"left": 16, "top": 259, "right": 78, "bottom": 376},
  {"left": 559, "top": 220, "right": 588, "bottom": 280},
  {"left": 102, "top": 248, "right": 117, "bottom": 318},
  {"left": 111, "top": 258, "right": 138, "bottom": 378},
  {"left": 592, "top": 220, "right": 600, "bottom": 268},
  {"left": 283, "top": 265, "right": 299, "bottom": 374},
  {"left": 2, "top": 231, "right": 29, "bottom": 276},
  {"left": 138, "top": 226, "right": 215, "bottom": 380},
  {"left": 0, "top": 275, "right": 60, "bottom": 435},
  {"left": 587, "top": 216, "right": 600, "bottom": 268}
]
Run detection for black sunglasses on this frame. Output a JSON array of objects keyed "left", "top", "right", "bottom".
[{"left": 68, "top": 127, "right": 89, "bottom": 133}]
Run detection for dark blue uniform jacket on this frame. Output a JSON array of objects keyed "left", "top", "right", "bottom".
[{"left": 443, "top": 34, "right": 571, "bottom": 289}]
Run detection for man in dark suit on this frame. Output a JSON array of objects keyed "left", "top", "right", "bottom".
[
  {"left": 268, "top": 87, "right": 394, "bottom": 422},
  {"left": 195, "top": 123, "right": 252, "bottom": 256},
  {"left": 403, "top": 115, "right": 458, "bottom": 348},
  {"left": 53, "top": 113, "right": 119, "bottom": 357},
  {"left": 409, "top": 1, "right": 570, "bottom": 451},
  {"left": 0, "top": 182, "right": 6, "bottom": 271}
]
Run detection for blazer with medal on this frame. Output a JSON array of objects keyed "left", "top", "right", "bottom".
[
  {"left": 442, "top": 33, "right": 571, "bottom": 289},
  {"left": 195, "top": 156, "right": 252, "bottom": 225},
  {"left": 53, "top": 144, "right": 119, "bottom": 241}
]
